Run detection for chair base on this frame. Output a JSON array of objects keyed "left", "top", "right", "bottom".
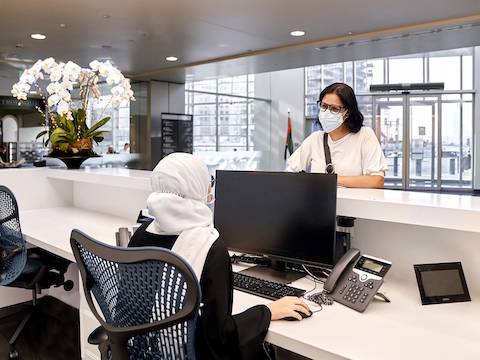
[{"left": 0, "top": 288, "right": 38, "bottom": 359}]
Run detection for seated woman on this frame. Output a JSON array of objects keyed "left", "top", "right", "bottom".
[{"left": 129, "top": 152, "right": 311, "bottom": 360}]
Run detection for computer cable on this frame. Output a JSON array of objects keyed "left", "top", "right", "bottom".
[
  {"left": 300, "top": 266, "right": 334, "bottom": 306},
  {"left": 301, "top": 264, "right": 329, "bottom": 283}
]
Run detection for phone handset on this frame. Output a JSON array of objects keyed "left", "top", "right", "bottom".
[{"left": 324, "top": 248, "right": 361, "bottom": 293}]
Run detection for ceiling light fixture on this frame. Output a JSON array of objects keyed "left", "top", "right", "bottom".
[
  {"left": 166, "top": 56, "right": 178, "bottom": 62},
  {"left": 103, "top": 15, "right": 111, "bottom": 19},
  {"left": 348, "top": 31, "right": 353, "bottom": 35},
  {"left": 15, "top": 43, "right": 24, "bottom": 48},
  {"left": 30, "top": 33, "right": 46, "bottom": 40},
  {"left": 59, "top": 23, "right": 67, "bottom": 28},
  {"left": 290, "top": 30, "right": 305, "bottom": 37}
]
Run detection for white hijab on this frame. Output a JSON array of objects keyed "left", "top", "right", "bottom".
[{"left": 146, "top": 153, "right": 219, "bottom": 280}]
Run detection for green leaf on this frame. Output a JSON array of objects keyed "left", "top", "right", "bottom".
[
  {"left": 36, "top": 130, "right": 48, "bottom": 140},
  {"left": 85, "top": 117, "right": 110, "bottom": 136},
  {"left": 50, "top": 127, "right": 71, "bottom": 145},
  {"left": 76, "top": 108, "right": 87, "bottom": 122}
]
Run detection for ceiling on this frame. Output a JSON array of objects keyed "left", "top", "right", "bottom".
[{"left": 1, "top": 0, "right": 480, "bottom": 90}]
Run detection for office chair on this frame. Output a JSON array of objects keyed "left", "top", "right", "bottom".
[
  {"left": 0, "top": 185, "right": 73, "bottom": 359},
  {"left": 70, "top": 229, "right": 201, "bottom": 360}
]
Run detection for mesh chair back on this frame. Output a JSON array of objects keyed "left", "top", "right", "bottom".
[
  {"left": 71, "top": 229, "right": 200, "bottom": 360},
  {"left": 0, "top": 186, "right": 27, "bottom": 286}
]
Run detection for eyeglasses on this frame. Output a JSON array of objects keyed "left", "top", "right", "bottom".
[
  {"left": 210, "top": 175, "right": 215, "bottom": 188},
  {"left": 317, "top": 100, "right": 345, "bottom": 115}
]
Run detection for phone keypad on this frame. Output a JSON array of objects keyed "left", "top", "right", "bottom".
[{"left": 343, "top": 284, "right": 367, "bottom": 304}]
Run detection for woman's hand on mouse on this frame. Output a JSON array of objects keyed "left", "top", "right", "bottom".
[{"left": 267, "top": 296, "right": 311, "bottom": 321}]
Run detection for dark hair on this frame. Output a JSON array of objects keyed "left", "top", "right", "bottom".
[{"left": 319, "top": 82, "right": 364, "bottom": 133}]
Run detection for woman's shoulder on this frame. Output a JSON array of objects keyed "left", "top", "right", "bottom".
[
  {"left": 302, "top": 130, "right": 324, "bottom": 146},
  {"left": 357, "top": 126, "right": 375, "bottom": 136},
  {"left": 355, "top": 127, "right": 379, "bottom": 142}
]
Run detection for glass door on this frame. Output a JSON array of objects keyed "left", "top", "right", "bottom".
[
  {"left": 373, "top": 96, "right": 405, "bottom": 188},
  {"left": 373, "top": 94, "right": 440, "bottom": 190},
  {"left": 407, "top": 96, "right": 440, "bottom": 189}
]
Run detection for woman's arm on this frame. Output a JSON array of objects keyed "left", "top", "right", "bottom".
[{"left": 338, "top": 175, "right": 384, "bottom": 189}]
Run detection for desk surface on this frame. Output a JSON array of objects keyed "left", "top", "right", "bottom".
[
  {"left": 233, "top": 265, "right": 480, "bottom": 360},
  {"left": 18, "top": 206, "right": 480, "bottom": 360},
  {"left": 20, "top": 207, "right": 133, "bottom": 262}
]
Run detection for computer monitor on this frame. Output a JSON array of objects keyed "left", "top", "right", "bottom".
[{"left": 214, "top": 170, "right": 338, "bottom": 271}]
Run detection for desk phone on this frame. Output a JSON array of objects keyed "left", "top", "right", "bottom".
[{"left": 316, "top": 248, "right": 392, "bottom": 312}]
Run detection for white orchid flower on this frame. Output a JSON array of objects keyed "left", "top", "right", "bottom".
[
  {"left": 89, "top": 60, "right": 101, "bottom": 71},
  {"left": 20, "top": 71, "right": 35, "bottom": 84},
  {"left": 41, "top": 57, "right": 57, "bottom": 73},
  {"left": 56, "top": 100, "right": 69, "bottom": 114},
  {"left": 46, "top": 82, "right": 61, "bottom": 94},
  {"left": 48, "top": 94, "right": 61, "bottom": 107},
  {"left": 61, "top": 80, "right": 74, "bottom": 91}
]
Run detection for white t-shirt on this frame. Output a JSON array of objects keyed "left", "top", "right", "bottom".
[{"left": 286, "top": 127, "right": 388, "bottom": 176}]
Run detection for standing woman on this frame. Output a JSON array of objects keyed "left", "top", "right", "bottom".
[{"left": 287, "top": 82, "right": 388, "bottom": 188}]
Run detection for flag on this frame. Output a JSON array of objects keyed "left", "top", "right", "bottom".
[{"left": 284, "top": 112, "right": 293, "bottom": 160}]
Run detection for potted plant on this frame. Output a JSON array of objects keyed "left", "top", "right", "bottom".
[{"left": 11, "top": 58, "right": 135, "bottom": 169}]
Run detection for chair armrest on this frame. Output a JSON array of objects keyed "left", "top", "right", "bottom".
[{"left": 88, "top": 326, "right": 109, "bottom": 345}]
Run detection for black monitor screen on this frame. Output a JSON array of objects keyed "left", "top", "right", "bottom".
[{"left": 214, "top": 171, "right": 337, "bottom": 267}]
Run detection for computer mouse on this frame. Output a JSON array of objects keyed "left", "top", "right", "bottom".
[{"left": 283, "top": 311, "right": 312, "bottom": 321}]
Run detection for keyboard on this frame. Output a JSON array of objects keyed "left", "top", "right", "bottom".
[{"left": 232, "top": 272, "right": 305, "bottom": 300}]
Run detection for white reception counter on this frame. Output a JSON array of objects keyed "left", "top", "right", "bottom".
[{"left": 1, "top": 167, "right": 479, "bottom": 360}]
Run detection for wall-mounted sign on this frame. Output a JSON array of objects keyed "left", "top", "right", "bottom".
[
  {"left": 160, "top": 113, "right": 193, "bottom": 158},
  {"left": 0, "top": 96, "right": 44, "bottom": 111},
  {"left": 150, "top": 112, "right": 193, "bottom": 169}
]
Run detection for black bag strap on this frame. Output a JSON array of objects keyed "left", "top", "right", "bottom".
[{"left": 323, "top": 133, "right": 335, "bottom": 174}]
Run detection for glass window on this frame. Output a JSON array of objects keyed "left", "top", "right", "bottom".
[
  {"left": 388, "top": 55, "right": 424, "bottom": 84},
  {"left": 462, "top": 55, "right": 473, "bottom": 90},
  {"left": 323, "top": 62, "right": 345, "bottom": 86},
  {"left": 193, "top": 79, "right": 216, "bottom": 93},
  {"left": 355, "top": 59, "right": 384, "bottom": 92},
  {"left": 186, "top": 74, "right": 267, "bottom": 153},
  {"left": 429, "top": 55, "right": 461, "bottom": 90},
  {"left": 441, "top": 103, "right": 461, "bottom": 185}
]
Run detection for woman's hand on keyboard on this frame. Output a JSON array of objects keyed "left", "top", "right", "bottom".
[{"left": 267, "top": 296, "right": 311, "bottom": 321}]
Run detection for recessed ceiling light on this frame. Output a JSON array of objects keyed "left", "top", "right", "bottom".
[
  {"left": 348, "top": 31, "right": 353, "bottom": 35},
  {"left": 290, "top": 30, "right": 305, "bottom": 37},
  {"left": 59, "top": 23, "right": 67, "bottom": 28},
  {"left": 15, "top": 43, "right": 24, "bottom": 48},
  {"left": 166, "top": 56, "right": 178, "bottom": 62},
  {"left": 103, "top": 14, "right": 111, "bottom": 19},
  {"left": 30, "top": 33, "right": 46, "bottom": 40}
]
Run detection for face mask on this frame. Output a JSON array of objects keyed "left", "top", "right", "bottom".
[{"left": 318, "top": 109, "right": 344, "bottom": 133}]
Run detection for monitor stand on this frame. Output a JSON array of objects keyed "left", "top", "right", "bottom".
[{"left": 239, "top": 259, "right": 305, "bottom": 284}]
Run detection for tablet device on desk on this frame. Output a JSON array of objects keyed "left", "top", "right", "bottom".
[{"left": 414, "top": 262, "right": 471, "bottom": 305}]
